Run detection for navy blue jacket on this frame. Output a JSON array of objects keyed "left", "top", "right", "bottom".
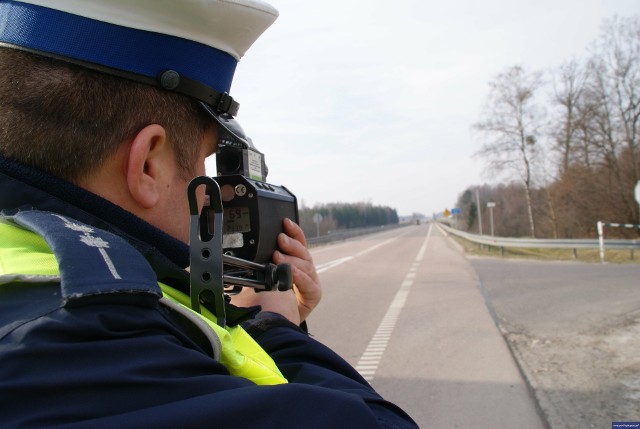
[{"left": 0, "top": 156, "right": 418, "bottom": 428}]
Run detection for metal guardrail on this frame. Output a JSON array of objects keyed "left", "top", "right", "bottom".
[
  {"left": 307, "top": 223, "right": 409, "bottom": 247},
  {"left": 437, "top": 222, "right": 640, "bottom": 250}
]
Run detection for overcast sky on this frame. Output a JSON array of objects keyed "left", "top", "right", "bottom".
[{"left": 205, "top": 0, "right": 639, "bottom": 217}]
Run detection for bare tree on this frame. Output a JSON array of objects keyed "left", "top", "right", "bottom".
[
  {"left": 585, "top": 16, "right": 640, "bottom": 221},
  {"left": 474, "top": 65, "right": 545, "bottom": 237},
  {"left": 466, "top": 16, "right": 640, "bottom": 239},
  {"left": 550, "top": 59, "right": 591, "bottom": 173}
]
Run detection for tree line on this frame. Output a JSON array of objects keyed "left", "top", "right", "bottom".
[
  {"left": 459, "top": 15, "right": 640, "bottom": 239},
  {"left": 298, "top": 202, "right": 399, "bottom": 238}
]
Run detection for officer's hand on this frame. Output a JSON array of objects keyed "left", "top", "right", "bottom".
[
  {"left": 272, "top": 218, "right": 322, "bottom": 322},
  {"left": 229, "top": 218, "right": 321, "bottom": 325}
]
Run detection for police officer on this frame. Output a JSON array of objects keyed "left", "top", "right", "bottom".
[{"left": 0, "top": 0, "right": 417, "bottom": 427}]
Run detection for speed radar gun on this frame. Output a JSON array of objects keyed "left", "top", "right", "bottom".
[{"left": 188, "top": 112, "right": 298, "bottom": 326}]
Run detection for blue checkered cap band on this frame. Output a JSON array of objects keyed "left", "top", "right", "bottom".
[{"left": 0, "top": 0, "right": 278, "bottom": 115}]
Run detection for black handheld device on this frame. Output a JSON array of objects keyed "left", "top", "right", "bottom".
[
  {"left": 212, "top": 116, "right": 299, "bottom": 264},
  {"left": 187, "top": 115, "right": 297, "bottom": 324}
]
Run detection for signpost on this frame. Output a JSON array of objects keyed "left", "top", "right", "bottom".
[
  {"left": 476, "top": 190, "right": 483, "bottom": 235},
  {"left": 487, "top": 202, "right": 496, "bottom": 236},
  {"left": 451, "top": 208, "right": 461, "bottom": 229},
  {"left": 635, "top": 181, "right": 640, "bottom": 220},
  {"left": 312, "top": 213, "right": 323, "bottom": 238}
]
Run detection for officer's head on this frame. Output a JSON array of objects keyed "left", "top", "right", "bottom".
[{"left": 0, "top": 0, "right": 278, "bottom": 242}]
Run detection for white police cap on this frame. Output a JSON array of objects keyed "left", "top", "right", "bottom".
[{"left": 0, "top": 0, "right": 278, "bottom": 121}]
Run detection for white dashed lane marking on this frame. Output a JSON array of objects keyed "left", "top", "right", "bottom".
[{"left": 354, "top": 225, "right": 432, "bottom": 382}]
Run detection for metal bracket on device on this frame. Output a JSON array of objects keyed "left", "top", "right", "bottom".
[{"left": 188, "top": 176, "right": 226, "bottom": 327}]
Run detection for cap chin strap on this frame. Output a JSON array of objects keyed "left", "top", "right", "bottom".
[{"left": 158, "top": 70, "right": 239, "bottom": 116}]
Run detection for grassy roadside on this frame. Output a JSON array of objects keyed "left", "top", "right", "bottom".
[{"left": 449, "top": 235, "right": 640, "bottom": 264}]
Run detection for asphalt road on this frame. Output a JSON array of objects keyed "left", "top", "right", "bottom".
[
  {"left": 308, "top": 223, "right": 546, "bottom": 429},
  {"left": 468, "top": 254, "right": 640, "bottom": 428},
  {"left": 468, "top": 257, "right": 640, "bottom": 336}
]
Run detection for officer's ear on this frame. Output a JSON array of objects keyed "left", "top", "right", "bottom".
[{"left": 126, "top": 124, "right": 172, "bottom": 209}]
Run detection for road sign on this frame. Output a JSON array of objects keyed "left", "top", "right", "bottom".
[
  {"left": 635, "top": 181, "right": 640, "bottom": 204},
  {"left": 487, "top": 202, "right": 496, "bottom": 208},
  {"left": 443, "top": 208, "right": 451, "bottom": 217},
  {"left": 451, "top": 208, "right": 461, "bottom": 215}
]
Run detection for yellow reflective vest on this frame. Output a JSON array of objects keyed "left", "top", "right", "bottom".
[{"left": 0, "top": 212, "right": 287, "bottom": 386}]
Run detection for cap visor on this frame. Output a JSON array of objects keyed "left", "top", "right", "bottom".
[{"left": 199, "top": 101, "right": 251, "bottom": 148}]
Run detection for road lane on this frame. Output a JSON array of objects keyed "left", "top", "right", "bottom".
[
  {"left": 353, "top": 227, "right": 433, "bottom": 381},
  {"left": 308, "top": 224, "right": 546, "bottom": 429},
  {"left": 308, "top": 225, "right": 420, "bottom": 365}
]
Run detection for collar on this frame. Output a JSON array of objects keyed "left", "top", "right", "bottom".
[
  {"left": 0, "top": 155, "right": 261, "bottom": 325},
  {"left": 0, "top": 155, "right": 190, "bottom": 281}
]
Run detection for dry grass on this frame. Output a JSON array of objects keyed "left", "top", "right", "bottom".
[{"left": 450, "top": 235, "right": 640, "bottom": 264}]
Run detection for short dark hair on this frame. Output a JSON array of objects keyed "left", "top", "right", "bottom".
[{"left": 0, "top": 48, "right": 213, "bottom": 182}]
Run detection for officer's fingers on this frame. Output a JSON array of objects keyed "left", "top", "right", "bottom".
[
  {"left": 282, "top": 218, "right": 308, "bottom": 248},
  {"left": 277, "top": 231, "right": 312, "bottom": 262},
  {"left": 274, "top": 243, "right": 319, "bottom": 286},
  {"left": 273, "top": 249, "right": 317, "bottom": 284},
  {"left": 292, "top": 268, "right": 322, "bottom": 321},
  {"left": 273, "top": 250, "right": 321, "bottom": 320}
]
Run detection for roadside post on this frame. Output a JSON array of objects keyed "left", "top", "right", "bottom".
[
  {"left": 487, "top": 202, "right": 496, "bottom": 237},
  {"left": 635, "top": 181, "right": 640, "bottom": 222},
  {"left": 597, "top": 221, "right": 605, "bottom": 264},
  {"left": 312, "top": 213, "right": 323, "bottom": 238},
  {"left": 476, "top": 190, "right": 483, "bottom": 235},
  {"left": 597, "top": 220, "right": 640, "bottom": 263}
]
